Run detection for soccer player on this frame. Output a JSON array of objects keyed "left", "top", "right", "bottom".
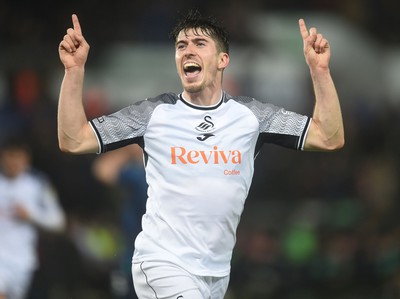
[
  {"left": 0, "top": 137, "right": 66, "bottom": 299},
  {"left": 58, "top": 10, "right": 344, "bottom": 299}
]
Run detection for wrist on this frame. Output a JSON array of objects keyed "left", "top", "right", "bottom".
[
  {"left": 310, "top": 66, "right": 331, "bottom": 79},
  {"left": 65, "top": 65, "right": 85, "bottom": 74}
]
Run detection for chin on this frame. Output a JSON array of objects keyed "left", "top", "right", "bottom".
[
  {"left": 185, "top": 87, "right": 201, "bottom": 94},
  {"left": 184, "top": 83, "right": 204, "bottom": 94}
]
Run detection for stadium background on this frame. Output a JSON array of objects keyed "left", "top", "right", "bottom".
[{"left": 1, "top": 0, "right": 400, "bottom": 298}]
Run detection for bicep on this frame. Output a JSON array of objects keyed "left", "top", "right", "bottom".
[
  {"left": 80, "top": 122, "right": 101, "bottom": 154},
  {"left": 303, "top": 120, "right": 331, "bottom": 151},
  {"left": 64, "top": 122, "right": 99, "bottom": 154}
]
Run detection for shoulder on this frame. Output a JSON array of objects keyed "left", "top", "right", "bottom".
[
  {"left": 24, "top": 169, "right": 49, "bottom": 185},
  {"left": 224, "top": 92, "right": 280, "bottom": 114},
  {"left": 147, "top": 93, "right": 179, "bottom": 104},
  {"left": 125, "top": 93, "right": 179, "bottom": 113},
  {"left": 105, "top": 93, "right": 178, "bottom": 119},
  {"left": 223, "top": 92, "right": 254, "bottom": 105}
]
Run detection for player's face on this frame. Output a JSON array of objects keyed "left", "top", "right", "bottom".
[
  {"left": 175, "top": 28, "right": 229, "bottom": 94},
  {"left": 0, "top": 149, "right": 30, "bottom": 178}
]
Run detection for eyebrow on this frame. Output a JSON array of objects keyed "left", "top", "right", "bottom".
[{"left": 175, "top": 37, "right": 210, "bottom": 46}]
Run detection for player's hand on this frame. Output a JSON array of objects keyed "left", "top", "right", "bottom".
[
  {"left": 13, "top": 204, "right": 30, "bottom": 222},
  {"left": 59, "top": 14, "right": 90, "bottom": 70},
  {"left": 299, "top": 18, "right": 330, "bottom": 70}
]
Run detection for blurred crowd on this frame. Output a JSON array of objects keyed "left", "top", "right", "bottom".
[
  {"left": 1, "top": 0, "right": 399, "bottom": 45},
  {"left": 1, "top": 1, "right": 400, "bottom": 299}
]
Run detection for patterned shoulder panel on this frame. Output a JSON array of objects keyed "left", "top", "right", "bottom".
[
  {"left": 91, "top": 93, "right": 178, "bottom": 153},
  {"left": 225, "top": 92, "right": 310, "bottom": 150},
  {"left": 224, "top": 93, "right": 283, "bottom": 133},
  {"left": 145, "top": 92, "right": 179, "bottom": 105},
  {"left": 124, "top": 92, "right": 178, "bottom": 115}
]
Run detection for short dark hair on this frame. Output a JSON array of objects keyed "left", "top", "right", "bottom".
[
  {"left": 170, "top": 9, "right": 230, "bottom": 54},
  {"left": 1, "top": 135, "right": 31, "bottom": 154}
]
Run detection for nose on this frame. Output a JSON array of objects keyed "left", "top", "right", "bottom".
[{"left": 183, "top": 43, "right": 196, "bottom": 57}]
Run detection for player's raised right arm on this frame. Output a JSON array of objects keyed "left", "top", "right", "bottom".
[{"left": 58, "top": 14, "right": 98, "bottom": 154}]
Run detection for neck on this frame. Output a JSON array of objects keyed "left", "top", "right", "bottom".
[{"left": 182, "top": 89, "right": 223, "bottom": 106}]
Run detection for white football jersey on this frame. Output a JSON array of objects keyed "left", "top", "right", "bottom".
[
  {"left": 90, "top": 92, "right": 310, "bottom": 276},
  {"left": 0, "top": 170, "right": 65, "bottom": 272}
]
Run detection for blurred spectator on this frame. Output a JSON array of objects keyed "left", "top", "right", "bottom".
[
  {"left": 0, "top": 136, "right": 66, "bottom": 299},
  {"left": 93, "top": 144, "right": 147, "bottom": 299},
  {"left": 0, "top": 69, "right": 40, "bottom": 145}
]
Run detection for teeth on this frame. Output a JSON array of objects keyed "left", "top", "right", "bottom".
[{"left": 184, "top": 62, "right": 201, "bottom": 70}]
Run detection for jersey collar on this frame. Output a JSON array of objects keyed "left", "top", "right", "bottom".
[{"left": 179, "top": 91, "right": 225, "bottom": 110}]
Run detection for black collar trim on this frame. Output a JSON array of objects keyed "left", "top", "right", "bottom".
[{"left": 179, "top": 92, "right": 224, "bottom": 110}]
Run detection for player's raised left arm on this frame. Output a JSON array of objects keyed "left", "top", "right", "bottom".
[{"left": 299, "top": 18, "right": 344, "bottom": 151}]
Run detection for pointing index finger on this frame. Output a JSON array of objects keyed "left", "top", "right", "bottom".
[
  {"left": 72, "top": 14, "right": 82, "bottom": 35},
  {"left": 299, "top": 18, "right": 309, "bottom": 40}
]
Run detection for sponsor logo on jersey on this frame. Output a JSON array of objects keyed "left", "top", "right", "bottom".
[
  {"left": 171, "top": 145, "right": 241, "bottom": 165},
  {"left": 224, "top": 169, "right": 240, "bottom": 175},
  {"left": 197, "top": 133, "right": 215, "bottom": 141}
]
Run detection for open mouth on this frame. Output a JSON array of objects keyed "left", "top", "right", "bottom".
[{"left": 183, "top": 62, "right": 202, "bottom": 78}]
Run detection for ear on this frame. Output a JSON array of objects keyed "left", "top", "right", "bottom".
[{"left": 218, "top": 53, "right": 230, "bottom": 70}]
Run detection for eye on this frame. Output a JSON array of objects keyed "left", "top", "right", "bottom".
[{"left": 176, "top": 43, "right": 186, "bottom": 50}]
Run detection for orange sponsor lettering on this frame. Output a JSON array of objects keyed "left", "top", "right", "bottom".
[{"left": 171, "top": 146, "right": 242, "bottom": 165}]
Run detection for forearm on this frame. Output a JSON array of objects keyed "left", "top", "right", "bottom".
[
  {"left": 307, "top": 68, "right": 344, "bottom": 150},
  {"left": 30, "top": 207, "right": 66, "bottom": 232},
  {"left": 58, "top": 67, "right": 95, "bottom": 153}
]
